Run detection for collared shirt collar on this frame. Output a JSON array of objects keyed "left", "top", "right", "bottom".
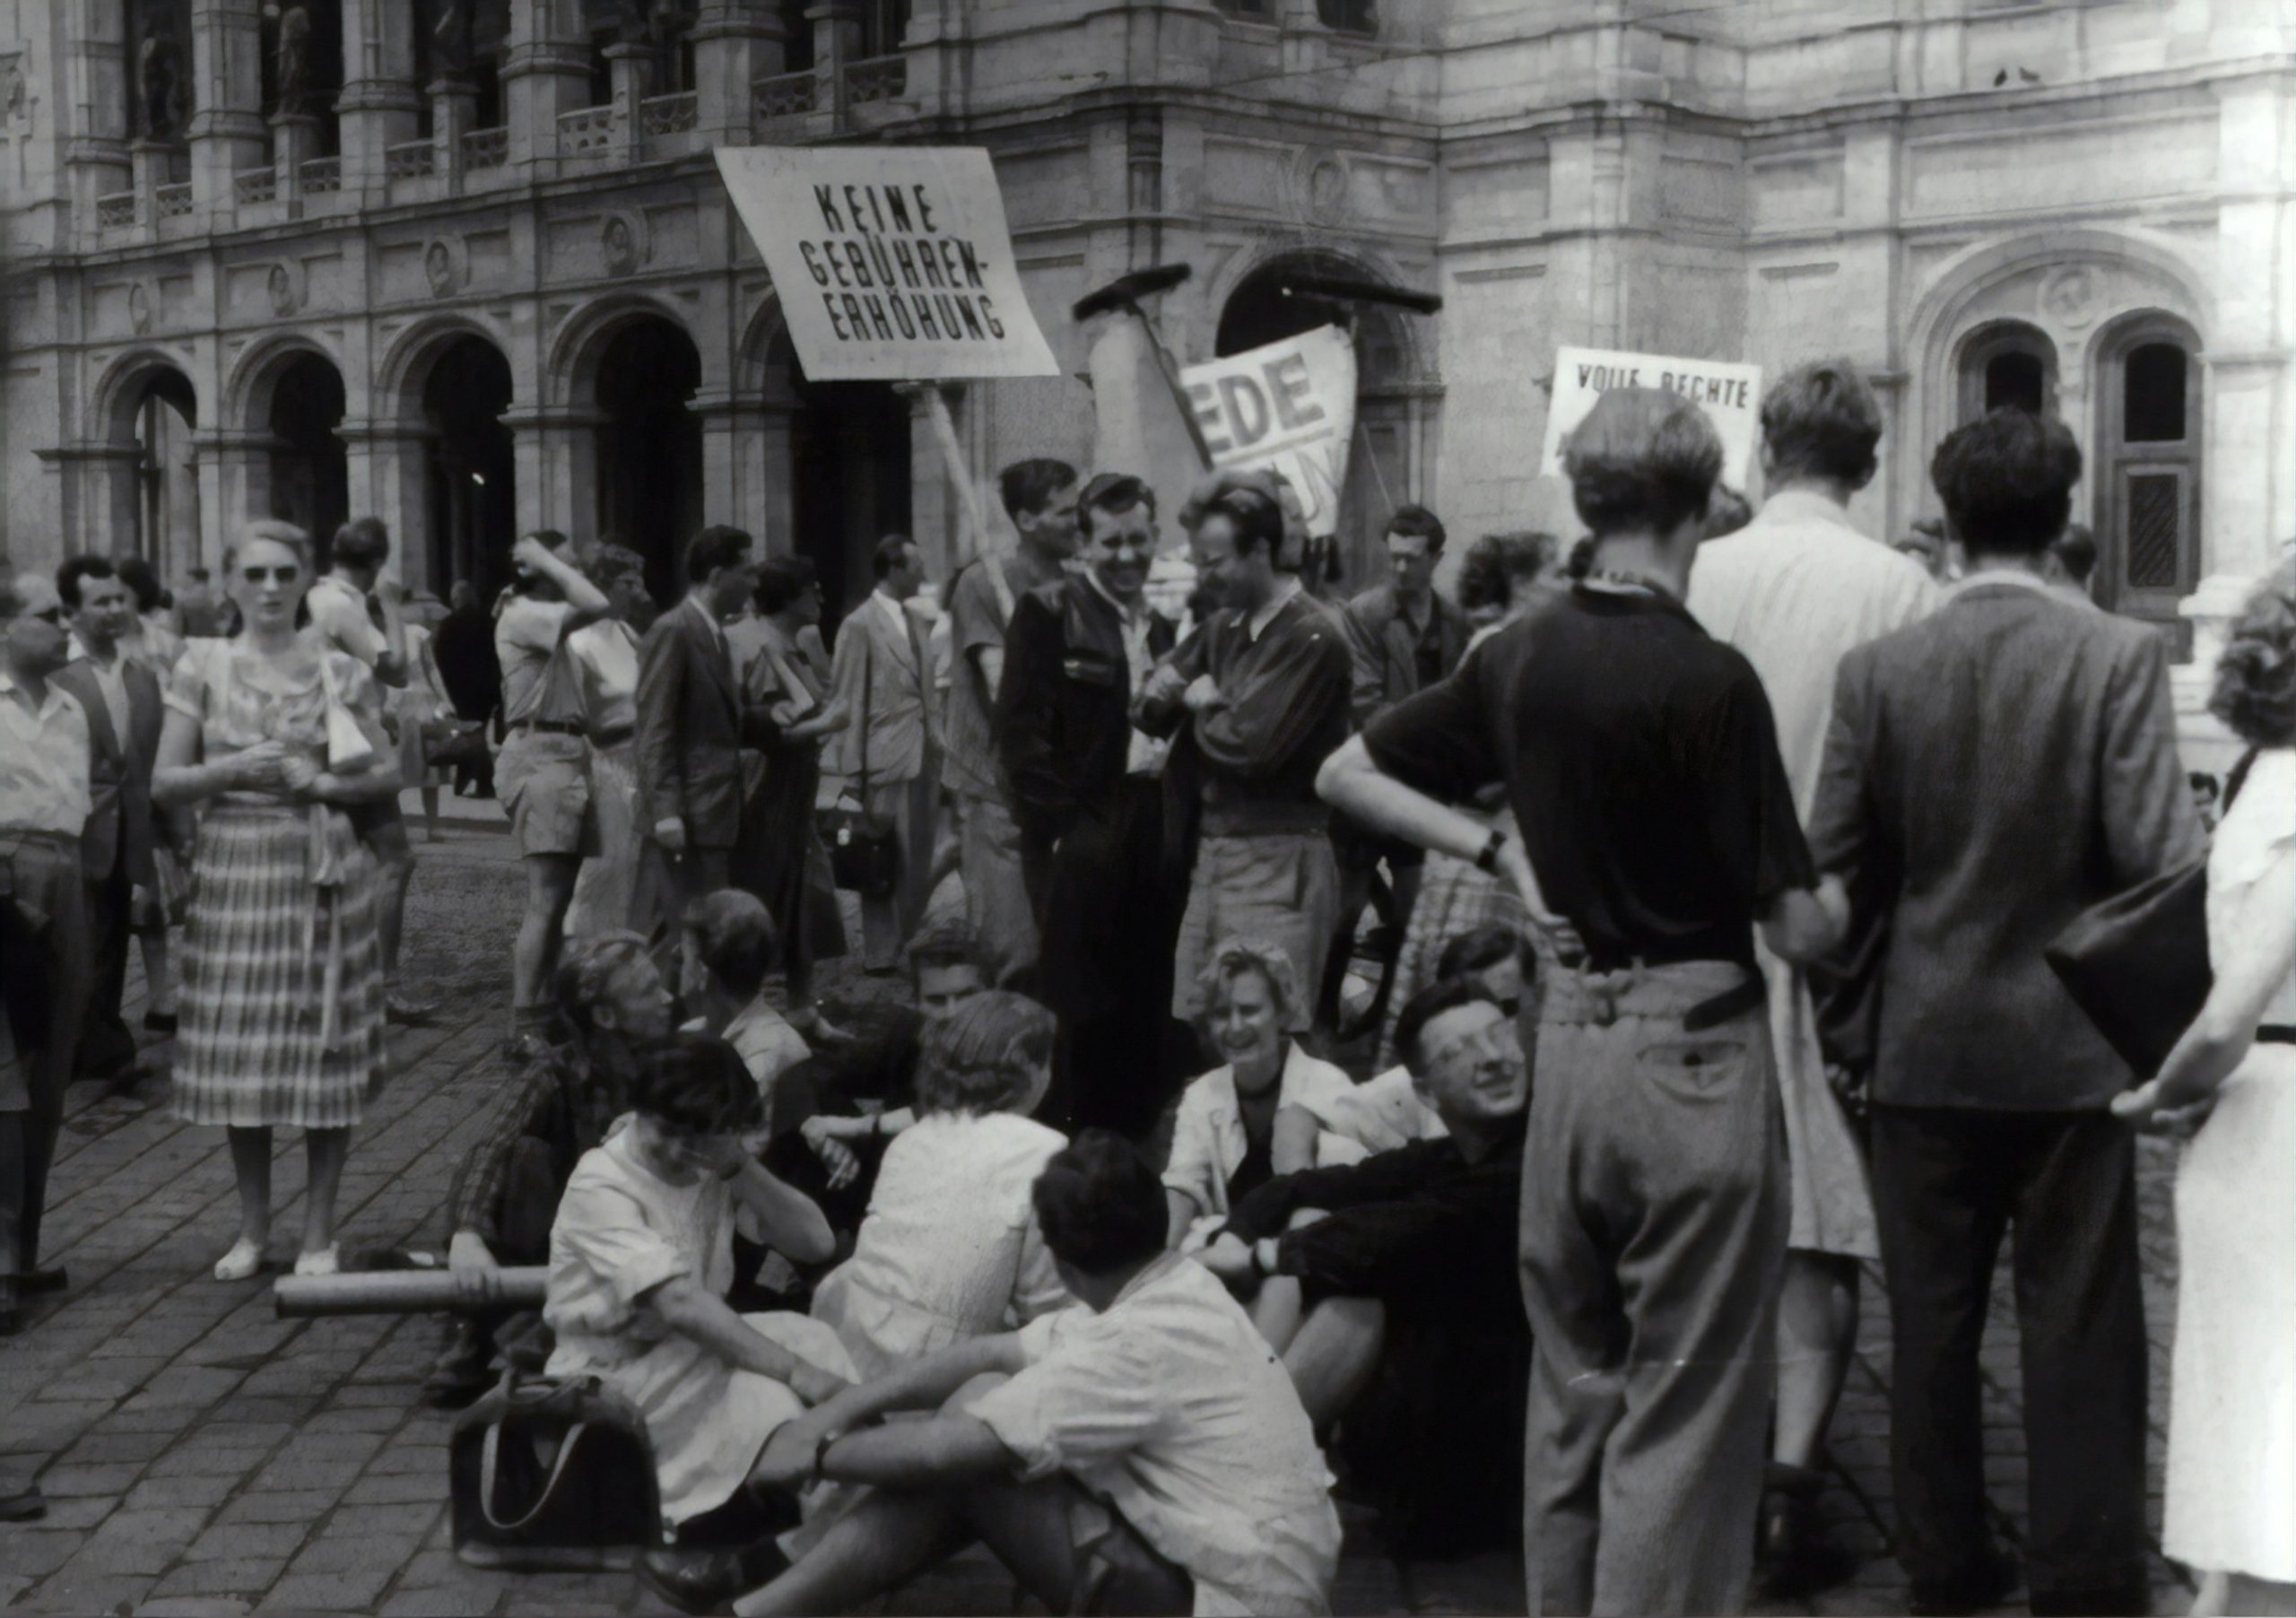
[
  {"left": 67, "top": 631, "right": 124, "bottom": 671},
  {"left": 874, "top": 587, "right": 911, "bottom": 639},
  {"left": 1756, "top": 486, "right": 1858, "bottom": 531},
  {"left": 1952, "top": 566, "right": 2057, "bottom": 600},
  {"left": 1084, "top": 568, "right": 1144, "bottom": 623},
  {"left": 0, "top": 667, "right": 71, "bottom": 718},
  {"left": 1246, "top": 576, "right": 1304, "bottom": 643}
]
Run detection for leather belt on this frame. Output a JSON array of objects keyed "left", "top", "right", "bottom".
[
  {"left": 1683, "top": 975, "right": 1769, "bottom": 1032},
  {"left": 588, "top": 725, "right": 634, "bottom": 749},
  {"left": 509, "top": 719, "right": 584, "bottom": 736},
  {"left": 2258, "top": 1026, "right": 2296, "bottom": 1046}
]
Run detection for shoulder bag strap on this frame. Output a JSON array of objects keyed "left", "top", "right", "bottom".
[
  {"left": 477, "top": 1416, "right": 599, "bottom": 1534},
  {"left": 857, "top": 633, "right": 873, "bottom": 804}
]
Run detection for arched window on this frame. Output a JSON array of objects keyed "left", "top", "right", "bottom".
[{"left": 1958, "top": 321, "right": 2057, "bottom": 422}]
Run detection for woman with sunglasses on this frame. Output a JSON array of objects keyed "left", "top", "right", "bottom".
[{"left": 152, "top": 521, "right": 398, "bottom": 1281}]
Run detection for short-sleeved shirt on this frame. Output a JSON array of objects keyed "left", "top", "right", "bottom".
[
  {"left": 1362, "top": 585, "right": 1813, "bottom": 969},
  {"left": 305, "top": 575, "right": 388, "bottom": 669},
  {"left": 565, "top": 619, "right": 640, "bottom": 738},
  {"left": 968, "top": 1253, "right": 1341, "bottom": 1616},
  {"left": 494, "top": 597, "right": 576, "bottom": 724},
  {"left": 942, "top": 549, "right": 1067, "bottom": 799}
]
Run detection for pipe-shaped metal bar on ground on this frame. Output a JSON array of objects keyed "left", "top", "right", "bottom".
[{"left": 274, "top": 1267, "right": 550, "bottom": 1318}]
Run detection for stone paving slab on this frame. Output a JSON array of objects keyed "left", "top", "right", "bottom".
[{"left": 1, "top": 816, "right": 2188, "bottom": 1615}]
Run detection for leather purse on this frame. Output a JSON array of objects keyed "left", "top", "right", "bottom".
[
  {"left": 450, "top": 1372, "right": 664, "bottom": 1571},
  {"left": 2046, "top": 858, "right": 2211, "bottom": 1081}
]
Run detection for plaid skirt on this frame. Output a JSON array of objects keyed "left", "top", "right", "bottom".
[{"left": 172, "top": 799, "right": 387, "bottom": 1130}]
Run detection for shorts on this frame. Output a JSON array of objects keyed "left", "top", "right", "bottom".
[
  {"left": 1173, "top": 831, "right": 1339, "bottom": 1032},
  {"left": 496, "top": 729, "right": 590, "bottom": 858},
  {"left": 1065, "top": 1492, "right": 1196, "bottom": 1615}
]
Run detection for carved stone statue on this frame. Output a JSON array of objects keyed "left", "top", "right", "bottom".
[
  {"left": 430, "top": 0, "right": 473, "bottom": 82},
  {"left": 273, "top": 3, "right": 311, "bottom": 115},
  {"left": 139, "top": 22, "right": 181, "bottom": 139}
]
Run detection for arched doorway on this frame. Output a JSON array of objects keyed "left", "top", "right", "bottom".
[
  {"left": 421, "top": 335, "right": 516, "bottom": 600},
  {"left": 126, "top": 367, "right": 199, "bottom": 578},
  {"left": 268, "top": 352, "right": 348, "bottom": 550},
  {"left": 594, "top": 316, "right": 703, "bottom": 602},
  {"left": 1215, "top": 254, "right": 1417, "bottom": 591},
  {"left": 2094, "top": 312, "right": 2203, "bottom": 642},
  {"left": 782, "top": 345, "right": 911, "bottom": 621}
]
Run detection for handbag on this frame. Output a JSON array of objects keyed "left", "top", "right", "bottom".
[
  {"left": 317, "top": 654, "right": 378, "bottom": 775},
  {"left": 449, "top": 1371, "right": 664, "bottom": 1571},
  {"left": 2045, "top": 750, "right": 2256, "bottom": 1081},
  {"left": 825, "top": 635, "right": 901, "bottom": 899}
]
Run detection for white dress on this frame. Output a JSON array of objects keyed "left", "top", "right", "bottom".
[
  {"left": 811, "top": 1111, "right": 1073, "bottom": 1379},
  {"left": 2162, "top": 748, "right": 2296, "bottom": 1583},
  {"left": 544, "top": 1120, "right": 857, "bottom": 1528}
]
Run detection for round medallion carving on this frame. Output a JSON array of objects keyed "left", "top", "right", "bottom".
[
  {"left": 1291, "top": 148, "right": 1352, "bottom": 226},
  {"left": 128, "top": 283, "right": 153, "bottom": 333},
  {"left": 601, "top": 213, "right": 648, "bottom": 276},
  {"left": 424, "top": 239, "right": 458, "bottom": 297},
  {"left": 2039, "top": 265, "right": 2103, "bottom": 330},
  {"left": 266, "top": 263, "right": 297, "bottom": 317}
]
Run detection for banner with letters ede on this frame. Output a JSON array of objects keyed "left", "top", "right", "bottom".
[
  {"left": 1178, "top": 326, "right": 1357, "bottom": 538},
  {"left": 714, "top": 146, "right": 1059, "bottom": 381},
  {"left": 1538, "top": 346, "right": 1763, "bottom": 491}
]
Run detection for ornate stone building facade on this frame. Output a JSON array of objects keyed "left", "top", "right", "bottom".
[{"left": 1, "top": 0, "right": 2290, "bottom": 721}]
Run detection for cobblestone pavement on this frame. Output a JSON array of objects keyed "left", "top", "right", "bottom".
[{"left": 0, "top": 809, "right": 2188, "bottom": 1616}]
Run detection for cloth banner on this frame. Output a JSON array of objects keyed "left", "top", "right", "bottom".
[
  {"left": 1178, "top": 327, "right": 1357, "bottom": 538},
  {"left": 1538, "top": 346, "right": 1763, "bottom": 490},
  {"left": 1088, "top": 314, "right": 1212, "bottom": 563},
  {"left": 714, "top": 146, "right": 1059, "bottom": 381}
]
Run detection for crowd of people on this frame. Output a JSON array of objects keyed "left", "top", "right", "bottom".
[{"left": 1, "top": 352, "right": 2292, "bottom": 1618}]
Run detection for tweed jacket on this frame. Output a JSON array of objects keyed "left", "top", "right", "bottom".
[{"left": 1807, "top": 575, "right": 2205, "bottom": 1111}]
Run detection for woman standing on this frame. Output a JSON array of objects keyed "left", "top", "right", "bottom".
[
  {"left": 152, "top": 521, "right": 396, "bottom": 1280},
  {"left": 1375, "top": 530, "right": 1561, "bottom": 1068},
  {"left": 2115, "top": 578, "right": 2296, "bottom": 1617},
  {"left": 726, "top": 556, "right": 848, "bottom": 1031},
  {"left": 562, "top": 545, "right": 653, "bottom": 940}
]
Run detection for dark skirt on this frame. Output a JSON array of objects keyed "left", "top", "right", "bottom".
[{"left": 732, "top": 740, "right": 847, "bottom": 983}]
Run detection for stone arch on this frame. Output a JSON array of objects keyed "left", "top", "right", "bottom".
[
  {"left": 545, "top": 292, "right": 704, "bottom": 409},
  {"left": 89, "top": 346, "right": 199, "bottom": 443},
  {"left": 735, "top": 289, "right": 793, "bottom": 399},
  {"left": 375, "top": 314, "right": 517, "bottom": 424},
  {"left": 222, "top": 331, "right": 348, "bottom": 432},
  {"left": 1206, "top": 239, "right": 1434, "bottom": 386}
]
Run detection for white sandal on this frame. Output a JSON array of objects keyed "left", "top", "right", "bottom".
[
  {"left": 292, "top": 1245, "right": 340, "bottom": 1278},
  {"left": 213, "top": 1239, "right": 265, "bottom": 1282}
]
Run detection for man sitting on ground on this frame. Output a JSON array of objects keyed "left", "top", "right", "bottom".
[
  {"left": 734, "top": 1130, "right": 1341, "bottom": 1617},
  {"left": 1330, "top": 922, "right": 1531, "bottom": 1153},
  {"left": 1196, "top": 976, "right": 1530, "bottom": 1557}
]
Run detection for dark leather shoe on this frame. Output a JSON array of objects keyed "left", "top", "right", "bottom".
[
  {"left": 638, "top": 1545, "right": 749, "bottom": 1615},
  {"left": 421, "top": 1319, "right": 497, "bottom": 1412},
  {"left": 9, "top": 1266, "right": 66, "bottom": 1295},
  {"left": 1754, "top": 1468, "right": 1858, "bottom": 1599},
  {"left": 1908, "top": 1548, "right": 2021, "bottom": 1616},
  {"left": 0, "top": 1484, "right": 45, "bottom": 1523}
]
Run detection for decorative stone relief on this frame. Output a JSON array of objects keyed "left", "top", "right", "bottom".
[
  {"left": 266, "top": 263, "right": 298, "bottom": 317},
  {"left": 601, "top": 213, "right": 648, "bottom": 276},
  {"left": 1291, "top": 147, "right": 1352, "bottom": 226},
  {"left": 128, "top": 283, "right": 153, "bottom": 334},
  {"left": 424, "top": 239, "right": 459, "bottom": 297},
  {"left": 2039, "top": 265, "right": 2103, "bottom": 330}
]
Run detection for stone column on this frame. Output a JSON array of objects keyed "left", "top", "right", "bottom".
[
  {"left": 502, "top": 0, "right": 595, "bottom": 170},
  {"left": 131, "top": 137, "right": 173, "bottom": 227},
  {"left": 339, "top": 421, "right": 437, "bottom": 595},
  {"left": 270, "top": 111, "right": 320, "bottom": 207},
  {"left": 604, "top": 42, "right": 652, "bottom": 163},
  {"left": 62, "top": 2, "right": 134, "bottom": 234},
  {"left": 41, "top": 445, "right": 147, "bottom": 557},
  {"left": 692, "top": 1, "right": 784, "bottom": 146},
  {"left": 192, "top": 429, "right": 281, "bottom": 562},
  {"left": 693, "top": 394, "right": 776, "bottom": 548},
  {"left": 809, "top": 4, "right": 861, "bottom": 125},
  {"left": 501, "top": 405, "right": 604, "bottom": 547},
  {"left": 336, "top": 0, "right": 422, "bottom": 196},
  {"left": 432, "top": 79, "right": 480, "bottom": 187},
  {"left": 187, "top": 0, "right": 266, "bottom": 213}
]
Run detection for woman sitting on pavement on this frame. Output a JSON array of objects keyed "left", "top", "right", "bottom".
[
  {"left": 735, "top": 1131, "right": 1341, "bottom": 1618},
  {"left": 1163, "top": 938, "right": 1366, "bottom": 1252},
  {"left": 679, "top": 890, "right": 812, "bottom": 1131},
  {"left": 427, "top": 930, "right": 675, "bottom": 1407},
  {"left": 544, "top": 1031, "right": 856, "bottom": 1610},
  {"left": 812, "top": 992, "right": 1072, "bottom": 1379}
]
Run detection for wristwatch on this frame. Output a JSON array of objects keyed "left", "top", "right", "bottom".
[
  {"left": 1250, "top": 1237, "right": 1283, "bottom": 1280},
  {"left": 1474, "top": 827, "right": 1508, "bottom": 874}
]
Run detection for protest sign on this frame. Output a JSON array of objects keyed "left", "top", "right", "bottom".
[
  {"left": 1178, "top": 326, "right": 1357, "bottom": 536},
  {"left": 715, "top": 145, "right": 1059, "bottom": 381},
  {"left": 1537, "top": 346, "right": 1763, "bottom": 489}
]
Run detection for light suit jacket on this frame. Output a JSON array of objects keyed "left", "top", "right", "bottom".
[{"left": 825, "top": 595, "right": 931, "bottom": 787}]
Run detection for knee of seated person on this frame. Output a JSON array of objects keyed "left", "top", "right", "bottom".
[{"left": 944, "top": 1371, "right": 1012, "bottom": 1414}]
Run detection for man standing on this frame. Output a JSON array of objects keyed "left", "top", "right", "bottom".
[
  {"left": 431, "top": 578, "right": 500, "bottom": 797},
  {"left": 174, "top": 566, "right": 230, "bottom": 638},
  {"left": 941, "top": 459, "right": 1078, "bottom": 984},
  {"left": 1318, "top": 387, "right": 1842, "bottom": 1616},
  {"left": 0, "top": 573, "right": 94, "bottom": 1331},
  {"left": 634, "top": 524, "right": 766, "bottom": 962},
  {"left": 998, "top": 474, "right": 1182, "bottom": 1135},
  {"left": 1685, "top": 360, "right": 1940, "bottom": 1596},
  {"left": 495, "top": 531, "right": 611, "bottom": 1055},
  {"left": 53, "top": 558, "right": 168, "bottom": 1087},
  {"left": 1807, "top": 408, "right": 2197, "bottom": 1618},
  {"left": 826, "top": 535, "right": 937, "bottom": 972},
  {"left": 1139, "top": 472, "right": 1352, "bottom": 1035},
  {"left": 306, "top": 518, "right": 425, "bottom": 1018},
  {"left": 1332, "top": 503, "right": 1467, "bottom": 1012}
]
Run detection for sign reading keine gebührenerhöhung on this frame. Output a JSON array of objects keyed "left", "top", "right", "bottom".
[
  {"left": 1179, "top": 326, "right": 1358, "bottom": 539},
  {"left": 1538, "top": 346, "right": 1764, "bottom": 490},
  {"left": 715, "top": 145, "right": 1060, "bottom": 381}
]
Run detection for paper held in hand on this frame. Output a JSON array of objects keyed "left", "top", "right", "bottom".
[
  {"left": 714, "top": 145, "right": 1060, "bottom": 382},
  {"left": 1538, "top": 345, "right": 1764, "bottom": 491},
  {"left": 1178, "top": 326, "right": 1358, "bottom": 539}
]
